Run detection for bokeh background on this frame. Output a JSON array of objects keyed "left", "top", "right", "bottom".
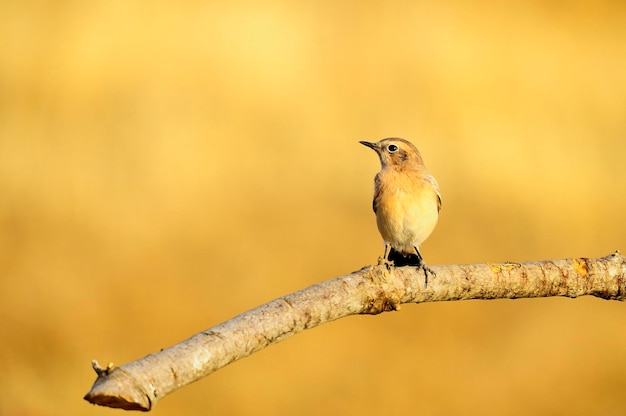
[{"left": 2, "top": 1, "right": 626, "bottom": 415}]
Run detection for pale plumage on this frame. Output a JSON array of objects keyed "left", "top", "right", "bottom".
[{"left": 360, "top": 137, "right": 441, "bottom": 271}]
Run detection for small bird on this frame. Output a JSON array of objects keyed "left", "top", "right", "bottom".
[{"left": 360, "top": 138, "right": 441, "bottom": 279}]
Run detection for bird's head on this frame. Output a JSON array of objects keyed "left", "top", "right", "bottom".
[{"left": 359, "top": 137, "right": 425, "bottom": 168}]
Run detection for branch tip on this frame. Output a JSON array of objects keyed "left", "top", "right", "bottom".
[{"left": 91, "top": 360, "right": 115, "bottom": 377}]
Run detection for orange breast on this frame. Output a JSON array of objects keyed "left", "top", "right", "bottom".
[{"left": 374, "top": 169, "right": 439, "bottom": 254}]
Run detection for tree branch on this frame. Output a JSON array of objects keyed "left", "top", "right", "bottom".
[{"left": 84, "top": 252, "right": 626, "bottom": 411}]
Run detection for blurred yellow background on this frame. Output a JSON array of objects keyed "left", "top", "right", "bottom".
[{"left": 2, "top": 1, "right": 626, "bottom": 415}]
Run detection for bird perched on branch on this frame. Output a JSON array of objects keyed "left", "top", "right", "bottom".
[{"left": 360, "top": 137, "right": 441, "bottom": 282}]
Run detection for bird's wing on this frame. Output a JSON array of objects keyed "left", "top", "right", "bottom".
[
  {"left": 425, "top": 173, "right": 442, "bottom": 212},
  {"left": 372, "top": 173, "right": 381, "bottom": 214},
  {"left": 436, "top": 192, "right": 442, "bottom": 212}
]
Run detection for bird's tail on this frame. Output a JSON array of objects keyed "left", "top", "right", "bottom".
[{"left": 388, "top": 248, "right": 423, "bottom": 267}]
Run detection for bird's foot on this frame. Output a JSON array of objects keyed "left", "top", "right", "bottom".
[
  {"left": 420, "top": 263, "right": 436, "bottom": 288},
  {"left": 377, "top": 256, "right": 394, "bottom": 271}
]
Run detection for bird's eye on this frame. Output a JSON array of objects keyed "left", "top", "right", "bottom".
[{"left": 387, "top": 144, "right": 398, "bottom": 153}]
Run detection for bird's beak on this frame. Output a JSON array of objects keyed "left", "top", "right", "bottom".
[{"left": 359, "top": 141, "right": 378, "bottom": 151}]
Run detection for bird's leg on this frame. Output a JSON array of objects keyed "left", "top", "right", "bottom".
[
  {"left": 414, "top": 246, "right": 423, "bottom": 264},
  {"left": 377, "top": 243, "right": 393, "bottom": 270},
  {"left": 414, "top": 246, "right": 435, "bottom": 287}
]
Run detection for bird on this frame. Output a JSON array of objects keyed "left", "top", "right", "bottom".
[{"left": 360, "top": 137, "right": 441, "bottom": 281}]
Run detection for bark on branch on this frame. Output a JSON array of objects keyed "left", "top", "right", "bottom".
[{"left": 84, "top": 252, "right": 626, "bottom": 411}]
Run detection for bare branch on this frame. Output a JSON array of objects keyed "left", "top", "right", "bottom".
[{"left": 84, "top": 252, "right": 626, "bottom": 411}]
